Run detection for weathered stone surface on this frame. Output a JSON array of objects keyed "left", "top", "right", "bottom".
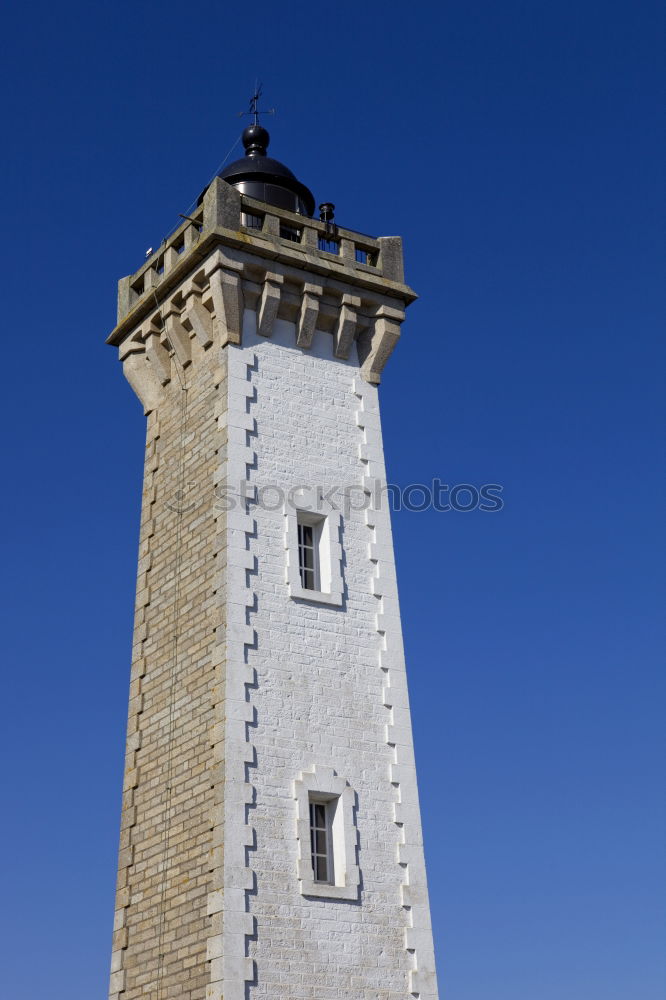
[
  {"left": 377, "top": 235, "right": 405, "bottom": 283},
  {"left": 203, "top": 176, "right": 241, "bottom": 231}
]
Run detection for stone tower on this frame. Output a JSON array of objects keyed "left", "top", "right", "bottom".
[{"left": 107, "top": 120, "right": 439, "bottom": 1000}]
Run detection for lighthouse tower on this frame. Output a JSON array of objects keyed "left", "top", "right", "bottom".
[{"left": 107, "top": 116, "right": 439, "bottom": 1000}]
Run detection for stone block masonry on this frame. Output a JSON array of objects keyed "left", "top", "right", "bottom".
[{"left": 110, "top": 336, "right": 226, "bottom": 1000}]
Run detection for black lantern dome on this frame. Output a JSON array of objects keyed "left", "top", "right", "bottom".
[{"left": 200, "top": 124, "right": 315, "bottom": 217}]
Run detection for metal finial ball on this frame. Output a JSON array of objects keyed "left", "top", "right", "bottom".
[{"left": 242, "top": 124, "right": 270, "bottom": 157}]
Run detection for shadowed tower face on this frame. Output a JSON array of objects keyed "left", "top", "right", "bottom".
[{"left": 107, "top": 118, "right": 439, "bottom": 1000}]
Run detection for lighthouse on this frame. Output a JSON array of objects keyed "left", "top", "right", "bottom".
[{"left": 106, "top": 110, "right": 439, "bottom": 1000}]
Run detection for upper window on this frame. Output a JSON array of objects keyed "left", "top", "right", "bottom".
[{"left": 286, "top": 498, "right": 344, "bottom": 606}]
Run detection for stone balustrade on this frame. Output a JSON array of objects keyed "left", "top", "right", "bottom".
[
  {"left": 109, "top": 178, "right": 417, "bottom": 410},
  {"left": 114, "top": 179, "right": 413, "bottom": 327}
]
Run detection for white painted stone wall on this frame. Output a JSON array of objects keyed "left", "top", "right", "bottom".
[{"left": 227, "top": 310, "right": 438, "bottom": 999}]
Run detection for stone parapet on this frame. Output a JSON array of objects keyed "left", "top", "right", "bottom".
[
  {"left": 109, "top": 180, "right": 416, "bottom": 389},
  {"left": 113, "top": 240, "right": 410, "bottom": 416}
]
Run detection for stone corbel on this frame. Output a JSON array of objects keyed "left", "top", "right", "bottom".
[
  {"left": 163, "top": 304, "right": 192, "bottom": 368},
  {"left": 296, "top": 281, "right": 323, "bottom": 348},
  {"left": 120, "top": 341, "right": 163, "bottom": 415},
  {"left": 208, "top": 262, "right": 245, "bottom": 346},
  {"left": 145, "top": 325, "right": 171, "bottom": 386},
  {"left": 257, "top": 272, "right": 284, "bottom": 338},
  {"left": 358, "top": 304, "right": 405, "bottom": 385},
  {"left": 184, "top": 289, "right": 214, "bottom": 349},
  {"left": 334, "top": 293, "right": 361, "bottom": 359}
]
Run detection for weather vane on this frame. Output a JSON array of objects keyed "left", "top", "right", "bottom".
[{"left": 239, "top": 83, "right": 275, "bottom": 126}]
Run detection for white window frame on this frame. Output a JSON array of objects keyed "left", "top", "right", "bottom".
[
  {"left": 293, "top": 766, "right": 359, "bottom": 901},
  {"left": 285, "top": 498, "right": 343, "bottom": 606}
]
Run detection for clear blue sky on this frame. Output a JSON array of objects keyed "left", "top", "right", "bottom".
[{"left": 1, "top": 1, "right": 663, "bottom": 997}]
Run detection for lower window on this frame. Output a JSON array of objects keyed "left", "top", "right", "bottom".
[{"left": 293, "top": 766, "right": 360, "bottom": 900}]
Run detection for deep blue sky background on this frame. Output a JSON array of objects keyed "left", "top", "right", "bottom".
[{"left": 1, "top": 1, "right": 663, "bottom": 997}]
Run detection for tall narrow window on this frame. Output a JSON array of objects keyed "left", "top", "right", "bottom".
[
  {"left": 287, "top": 503, "right": 343, "bottom": 606},
  {"left": 309, "top": 799, "right": 333, "bottom": 884},
  {"left": 294, "top": 766, "right": 360, "bottom": 900},
  {"left": 297, "top": 516, "right": 319, "bottom": 590}
]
